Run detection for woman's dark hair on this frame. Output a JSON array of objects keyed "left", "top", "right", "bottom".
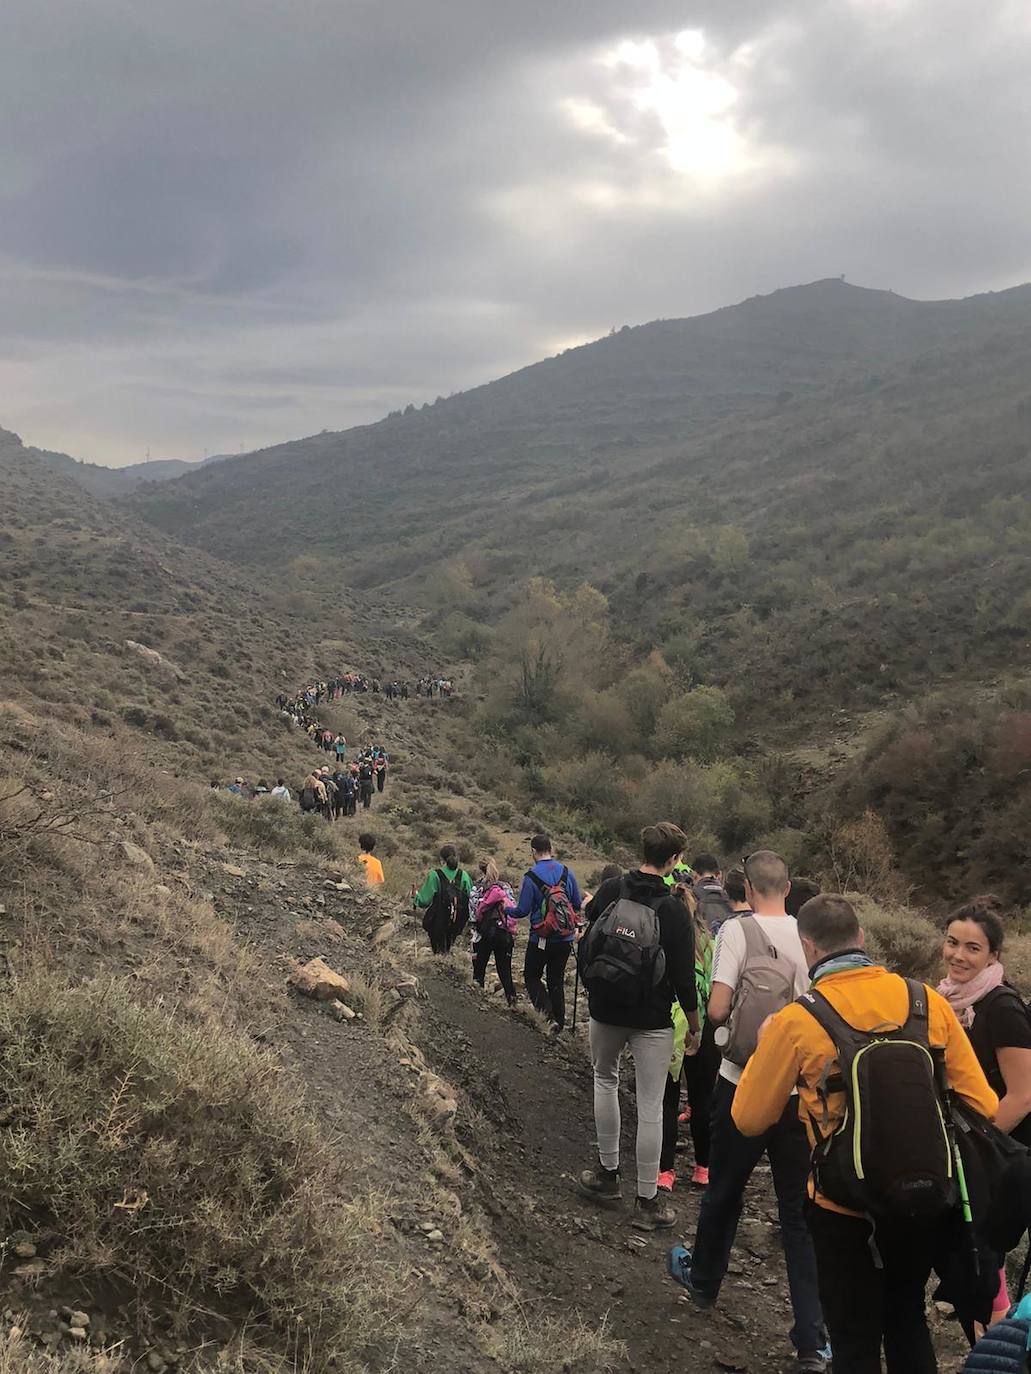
[
  {"left": 945, "top": 896, "right": 1005, "bottom": 954},
  {"left": 599, "top": 864, "right": 622, "bottom": 884}
]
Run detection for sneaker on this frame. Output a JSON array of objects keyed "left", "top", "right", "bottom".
[
  {"left": 690, "top": 1164, "right": 710, "bottom": 1187},
  {"left": 797, "top": 1348, "right": 831, "bottom": 1373},
  {"left": 632, "top": 1193, "right": 676, "bottom": 1231},
  {"left": 678, "top": 1107, "right": 692, "bottom": 1123},
  {"left": 547, "top": 1021, "right": 562, "bottom": 1036},
  {"left": 577, "top": 1166, "right": 622, "bottom": 1204},
  {"left": 666, "top": 1245, "right": 715, "bottom": 1307},
  {"left": 657, "top": 1169, "right": 676, "bottom": 1192}
]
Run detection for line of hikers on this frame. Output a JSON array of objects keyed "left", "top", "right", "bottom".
[
  {"left": 411, "top": 827, "right": 1031, "bottom": 1374},
  {"left": 299, "top": 748, "right": 389, "bottom": 818}
]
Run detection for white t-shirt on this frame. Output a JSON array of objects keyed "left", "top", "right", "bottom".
[{"left": 710, "top": 913, "right": 810, "bottom": 1085}]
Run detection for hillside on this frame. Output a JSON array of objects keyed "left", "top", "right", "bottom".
[
  {"left": 121, "top": 277, "right": 1031, "bottom": 905},
  {"left": 0, "top": 428, "right": 223, "bottom": 498}
]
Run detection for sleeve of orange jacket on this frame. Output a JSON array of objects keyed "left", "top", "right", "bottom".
[
  {"left": 732, "top": 1010, "right": 803, "bottom": 1138},
  {"left": 935, "top": 990, "right": 999, "bottom": 1119}
]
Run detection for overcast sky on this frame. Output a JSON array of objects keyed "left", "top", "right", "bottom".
[{"left": 2, "top": 0, "right": 1030, "bottom": 466}]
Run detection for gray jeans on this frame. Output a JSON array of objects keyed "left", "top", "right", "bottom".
[{"left": 589, "top": 1018, "right": 674, "bottom": 1199}]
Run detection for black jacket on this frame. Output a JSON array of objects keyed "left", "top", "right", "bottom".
[{"left": 584, "top": 870, "right": 697, "bottom": 1031}]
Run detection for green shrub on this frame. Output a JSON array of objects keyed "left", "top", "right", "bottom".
[{"left": 851, "top": 893, "right": 942, "bottom": 981}]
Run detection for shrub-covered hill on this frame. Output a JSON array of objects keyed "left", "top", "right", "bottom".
[{"left": 125, "top": 278, "right": 1031, "bottom": 729}]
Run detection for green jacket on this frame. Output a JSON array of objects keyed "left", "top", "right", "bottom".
[{"left": 414, "top": 865, "right": 472, "bottom": 909}]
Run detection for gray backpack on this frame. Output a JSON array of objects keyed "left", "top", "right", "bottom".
[{"left": 721, "top": 916, "right": 797, "bottom": 1067}]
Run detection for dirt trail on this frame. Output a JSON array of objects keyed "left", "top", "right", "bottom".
[
  {"left": 413, "top": 957, "right": 974, "bottom": 1374},
  {"left": 416, "top": 963, "right": 805, "bottom": 1374}
]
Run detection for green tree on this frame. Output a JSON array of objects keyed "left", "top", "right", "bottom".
[{"left": 654, "top": 686, "right": 734, "bottom": 761}]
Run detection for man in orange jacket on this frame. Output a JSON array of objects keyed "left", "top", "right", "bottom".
[{"left": 724, "top": 895, "right": 997, "bottom": 1374}]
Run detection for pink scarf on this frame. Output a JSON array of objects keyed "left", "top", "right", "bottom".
[{"left": 937, "top": 960, "right": 1005, "bottom": 1028}]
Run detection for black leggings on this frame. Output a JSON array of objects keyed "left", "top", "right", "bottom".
[
  {"left": 523, "top": 940, "right": 572, "bottom": 1029},
  {"left": 471, "top": 932, "right": 516, "bottom": 1002},
  {"left": 683, "top": 1019, "right": 720, "bottom": 1167}
]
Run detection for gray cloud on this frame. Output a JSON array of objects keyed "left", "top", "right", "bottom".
[{"left": 1, "top": 0, "right": 1029, "bottom": 463}]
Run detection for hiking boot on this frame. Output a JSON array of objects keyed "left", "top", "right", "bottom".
[
  {"left": 632, "top": 1193, "right": 676, "bottom": 1231},
  {"left": 691, "top": 1164, "right": 710, "bottom": 1187},
  {"left": 656, "top": 1169, "right": 676, "bottom": 1192},
  {"left": 577, "top": 1166, "right": 622, "bottom": 1204},
  {"left": 667, "top": 1245, "right": 715, "bottom": 1307},
  {"left": 797, "top": 1347, "right": 831, "bottom": 1372}
]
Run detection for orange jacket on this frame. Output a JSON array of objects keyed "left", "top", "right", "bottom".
[{"left": 732, "top": 964, "right": 998, "bottom": 1215}]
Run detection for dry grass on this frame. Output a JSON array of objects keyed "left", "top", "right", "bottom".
[
  {"left": 483, "top": 1309, "right": 626, "bottom": 1373},
  {"left": 0, "top": 967, "right": 399, "bottom": 1371}
]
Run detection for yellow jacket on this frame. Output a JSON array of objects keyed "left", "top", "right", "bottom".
[{"left": 732, "top": 964, "right": 998, "bottom": 1215}]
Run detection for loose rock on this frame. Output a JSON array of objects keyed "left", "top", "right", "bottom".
[
  {"left": 119, "top": 841, "right": 155, "bottom": 871},
  {"left": 288, "top": 957, "right": 350, "bottom": 1001}
]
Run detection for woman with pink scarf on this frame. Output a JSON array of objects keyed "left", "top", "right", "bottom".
[{"left": 939, "top": 897, "right": 1031, "bottom": 1323}]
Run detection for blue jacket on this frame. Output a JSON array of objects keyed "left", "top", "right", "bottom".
[{"left": 507, "top": 859, "right": 582, "bottom": 946}]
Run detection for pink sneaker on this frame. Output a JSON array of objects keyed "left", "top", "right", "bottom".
[
  {"left": 657, "top": 1169, "right": 676, "bottom": 1192},
  {"left": 678, "top": 1107, "right": 692, "bottom": 1123},
  {"left": 691, "top": 1165, "right": 709, "bottom": 1187}
]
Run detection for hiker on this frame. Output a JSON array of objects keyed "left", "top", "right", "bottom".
[
  {"left": 358, "top": 760, "right": 375, "bottom": 810},
  {"left": 669, "top": 851, "right": 826, "bottom": 1371},
  {"left": 939, "top": 898, "right": 1031, "bottom": 1147},
  {"left": 469, "top": 859, "right": 517, "bottom": 1005},
  {"left": 507, "top": 835, "right": 583, "bottom": 1032},
  {"left": 707, "top": 894, "right": 998, "bottom": 1374},
  {"left": 299, "top": 770, "right": 327, "bottom": 814},
  {"left": 319, "top": 766, "right": 337, "bottom": 821},
  {"left": 662, "top": 878, "right": 719, "bottom": 1190},
  {"left": 357, "top": 833, "right": 385, "bottom": 886},
  {"left": 270, "top": 778, "right": 291, "bottom": 802},
  {"left": 723, "top": 866, "right": 751, "bottom": 917},
  {"left": 334, "top": 734, "right": 347, "bottom": 764},
  {"left": 414, "top": 846, "right": 472, "bottom": 954},
  {"left": 692, "top": 853, "right": 735, "bottom": 934},
  {"left": 332, "top": 769, "right": 350, "bottom": 819},
  {"left": 939, "top": 897, "right": 1031, "bottom": 1327},
  {"left": 253, "top": 779, "right": 270, "bottom": 797},
  {"left": 225, "top": 777, "right": 244, "bottom": 796},
  {"left": 375, "top": 752, "right": 388, "bottom": 793},
  {"left": 786, "top": 876, "right": 822, "bottom": 918},
  {"left": 577, "top": 822, "right": 699, "bottom": 1230}
]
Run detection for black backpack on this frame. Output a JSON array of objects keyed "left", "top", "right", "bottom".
[
  {"left": 299, "top": 785, "right": 318, "bottom": 812},
  {"left": 422, "top": 869, "right": 469, "bottom": 936},
  {"left": 694, "top": 879, "right": 735, "bottom": 934},
  {"left": 578, "top": 882, "right": 666, "bottom": 1008},
  {"left": 799, "top": 976, "right": 956, "bottom": 1219}
]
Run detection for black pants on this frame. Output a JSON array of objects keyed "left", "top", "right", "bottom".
[
  {"left": 376, "top": 770, "right": 386, "bottom": 793},
  {"left": 683, "top": 1019, "right": 720, "bottom": 1168},
  {"left": 472, "top": 932, "right": 516, "bottom": 1001},
  {"left": 807, "top": 1206, "right": 938, "bottom": 1374},
  {"left": 661, "top": 1073, "right": 681, "bottom": 1172},
  {"left": 523, "top": 940, "right": 572, "bottom": 1028},
  {"left": 691, "top": 1076, "right": 824, "bottom": 1354},
  {"left": 425, "top": 911, "right": 452, "bottom": 955},
  {"left": 360, "top": 786, "right": 373, "bottom": 809}
]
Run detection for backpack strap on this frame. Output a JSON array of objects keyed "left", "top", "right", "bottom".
[
  {"left": 740, "top": 914, "right": 784, "bottom": 961},
  {"left": 898, "top": 978, "right": 931, "bottom": 1047}
]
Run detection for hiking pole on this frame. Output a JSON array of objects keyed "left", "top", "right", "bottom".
[{"left": 571, "top": 961, "right": 580, "bottom": 1033}]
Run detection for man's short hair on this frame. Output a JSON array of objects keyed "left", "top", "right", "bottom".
[
  {"left": 724, "top": 867, "right": 747, "bottom": 904},
  {"left": 439, "top": 844, "right": 459, "bottom": 867},
  {"left": 530, "top": 834, "right": 552, "bottom": 855},
  {"left": 691, "top": 852, "right": 721, "bottom": 877},
  {"left": 359, "top": 833, "right": 376, "bottom": 852},
  {"left": 743, "top": 850, "right": 789, "bottom": 898},
  {"left": 642, "top": 822, "right": 689, "bottom": 868},
  {"left": 785, "top": 877, "right": 821, "bottom": 918},
  {"left": 797, "top": 894, "right": 860, "bottom": 952}
]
